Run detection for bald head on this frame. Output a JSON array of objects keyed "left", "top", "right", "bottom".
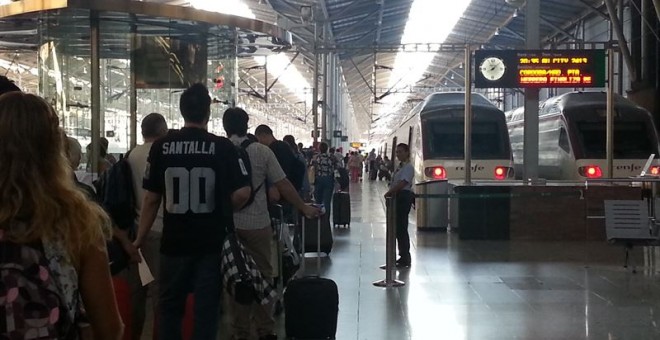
[{"left": 65, "top": 137, "right": 83, "bottom": 170}]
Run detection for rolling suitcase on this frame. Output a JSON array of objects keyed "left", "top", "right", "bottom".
[
  {"left": 285, "top": 216, "right": 339, "bottom": 340},
  {"left": 332, "top": 192, "right": 351, "bottom": 228},
  {"left": 300, "top": 215, "right": 333, "bottom": 255}
]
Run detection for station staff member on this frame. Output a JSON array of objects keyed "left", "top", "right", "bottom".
[{"left": 383, "top": 143, "right": 414, "bottom": 268}]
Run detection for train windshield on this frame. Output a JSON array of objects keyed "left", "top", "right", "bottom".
[
  {"left": 576, "top": 121, "right": 657, "bottom": 159},
  {"left": 424, "top": 120, "right": 509, "bottom": 159}
]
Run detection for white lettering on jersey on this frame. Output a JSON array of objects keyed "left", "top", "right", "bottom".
[{"left": 162, "top": 141, "right": 216, "bottom": 155}]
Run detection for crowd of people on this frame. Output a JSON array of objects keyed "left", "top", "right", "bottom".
[{"left": 0, "top": 77, "right": 416, "bottom": 339}]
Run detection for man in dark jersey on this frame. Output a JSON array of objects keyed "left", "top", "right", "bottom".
[{"left": 134, "top": 83, "right": 250, "bottom": 340}]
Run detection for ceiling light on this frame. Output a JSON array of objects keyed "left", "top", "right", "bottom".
[{"left": 513, "top": 9, "right": 519, "bottom": 17}]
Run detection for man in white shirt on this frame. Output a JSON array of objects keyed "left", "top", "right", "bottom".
[
  {"left": 127, "top": 113, "right": 168, "bottom": 339},
  {"left": 223, "top": 108, "right": 319, "bottom": 340}
]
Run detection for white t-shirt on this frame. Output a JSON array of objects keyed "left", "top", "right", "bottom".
[{"left": 127, "top": 142, "right": 164, "bottom": 232}]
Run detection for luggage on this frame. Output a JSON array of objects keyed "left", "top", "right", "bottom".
[
  {"left": 332, "top": 192, "right": 351, "bottom": 228},
  {"left": 284, "top": 215, "right": 339, "bottom": 340},
  {"left": 112, "top": 277, "right": 132, "bottom": 340},
  {"left": 369, "top": 164, "right": 378, "bottom": 181},
  {"left": 299, "top": 215, "right": 333, "bottom": 255},
  {"left": 336, "top": 168, "right": 349, "bottom": 191}
]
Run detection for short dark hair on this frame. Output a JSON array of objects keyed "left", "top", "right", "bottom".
[
  {"left": 0, "top": 76, "right": 21, "bottom": 96},
  {"left": 319, "top": 142, "right": 329, "bottom": 153},
  {"left": 141, "top": 113, "right": 167, "bottom": 139},
  {"left": 283, "top": 135, "right": 297, "bottom": 151},
  {"left": 246, "top": 133, "right": 257, "bottom": 142},
  {"left": 397, "top": 143, "right": 410, "bottom": 153},
  {"left": 222, "top": 107, "right": 249, "bottom": 137},
  {"left": 254, "top": 124, "right": 273, "bottom": 136},
  {"left": 179, "top": 83, "right": 211, "bottom": 124}
]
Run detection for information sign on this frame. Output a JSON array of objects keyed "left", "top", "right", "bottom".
[{"left": 474, "top": 49, "right": 606, "bottom": 88}]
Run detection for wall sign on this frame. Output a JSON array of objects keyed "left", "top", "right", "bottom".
[{"left": 474, "top": 49, "right": 606, "bottom": 89}]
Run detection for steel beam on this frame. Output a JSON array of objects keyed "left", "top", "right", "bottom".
[
  {"left": 90, "top": 11, "right": 101, "bottom": 175},
  {"left": 604, "top": 0, "right": 638, "bottom": 82}
]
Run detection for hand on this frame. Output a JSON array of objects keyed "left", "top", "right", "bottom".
[
  {"left": 301, "top": 205, "right": 321, "bottom": 219},
  {"left": 122, "top": 239, "right": 142, "bottom": 263},
  {"left": 384, "top": 191, "right": 392, "bottom": 199}
]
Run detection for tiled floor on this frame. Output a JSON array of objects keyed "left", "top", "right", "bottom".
[{"left": 145, "top": 179, "right": 660, "bottom": 339}]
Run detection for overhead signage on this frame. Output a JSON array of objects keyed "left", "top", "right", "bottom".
[
  {"left": 341, "top": 136, "right": 348, "bottom": 142},
  {"left": 333, "top": 130, "right": 342, "bottom": 138},
  {"left": 474, "top": 49, "right": 606, "bottom": 89}
]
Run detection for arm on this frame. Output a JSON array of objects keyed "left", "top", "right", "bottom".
[
  {"left": 231, "top": 186, "right": 251, "bottom": 211},
  {"left": 113, "top": 226, "right": 139, "bottom": 263},
  {"left": 134, "top": 191, "right": 161, "bottom": 248},
  {"left": 384, "top": 180, "right": 408, "bottom": 197},
  {"left": 274, "top": 179, "right": 318, "bottom": 218},
  {"left": 78, "top": 239, "right": 124, "bottom": 340}
]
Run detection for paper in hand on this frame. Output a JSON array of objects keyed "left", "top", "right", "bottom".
[{"left": 138, "top": 250, "right": 155, "bottom": 286}]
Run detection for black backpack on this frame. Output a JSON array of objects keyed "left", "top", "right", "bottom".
[
  {"left": 289, "top": 154, "right": 307, "bottom": 192},
  {"left": 94, "top": 153, "right": 136, "bottom": 231},
  {"left": 93, "top": 153, "right": 136, "bottom": 275},
  {"left": 235, "top": 139, "right": 264, "bottom": 210}
]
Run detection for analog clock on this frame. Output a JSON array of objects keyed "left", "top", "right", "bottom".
[{"left": 479, "top": 57, "right": 506, "bottom": 81}]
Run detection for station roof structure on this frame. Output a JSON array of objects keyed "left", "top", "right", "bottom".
[{"left": 0, "top": 0, "right": 609, "bottom": 141}]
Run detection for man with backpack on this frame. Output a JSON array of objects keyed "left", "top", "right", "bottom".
[
  {"left": 223, "top": 108, "right": 319, "bottom": 340},
  {"left": 126, "top": 113, "right": 168, "bottom": 339},
  {"left": 134, "top": 84, "right": 251, "bottom": 340},
  {"left": 254, "top": 125, "right": 306, "bottom": 192}
]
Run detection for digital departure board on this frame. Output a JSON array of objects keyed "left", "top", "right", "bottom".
[{"left": 474, "top": 49, "right": 606, "bottom": 89}]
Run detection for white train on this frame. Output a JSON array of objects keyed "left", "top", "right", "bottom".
[
  {"left": 506, "top": 91, "right": 660, "bottom": 180},
  {"left": 385, "top": 92, "right": 514, "bottom": 183}
]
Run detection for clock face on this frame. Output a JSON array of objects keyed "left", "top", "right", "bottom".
[{"left": 479, "top": 57, "right": 506, "bottom": 81}]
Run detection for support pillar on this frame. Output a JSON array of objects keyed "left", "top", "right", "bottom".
[{"left": 523, "top": 0, "right": 540, "bottom": 182}]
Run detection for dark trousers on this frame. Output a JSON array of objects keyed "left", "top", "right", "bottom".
[
  {"left": 315, "top": 175, "right": 335, "bottom": 211},
  {"left": 159, "top": 253, "right": 222, "bottom": 340},
  {"left": 395, "top": 190, "right": 414, "bottom": 261}
]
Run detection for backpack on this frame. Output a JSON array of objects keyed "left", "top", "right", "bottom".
[
  {"left": 0, "top": 240, "right": 76, "bottom": 339},
  {"left": 94, "top": 153, "right": 136, "bottom": 231},
  {"left": 235, "top": 139, "right": 264, "bottom": 210},
  {"left": 93, "top": 153, "right": 136, "bottom": 275},
  {"left": 289, "top": 154, "right": 307, "bottom": 192}
]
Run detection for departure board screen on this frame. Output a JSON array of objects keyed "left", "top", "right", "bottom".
[{"left": 474, "top": 49, "right": 606, "bottom": 89}]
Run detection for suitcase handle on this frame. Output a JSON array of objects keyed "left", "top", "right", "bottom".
[{"left": 300, "top": 212, "right": 322, "bottom": 276}]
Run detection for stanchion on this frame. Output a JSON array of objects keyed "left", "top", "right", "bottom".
[{"left": 373, "top": 196, "right": 405, "bottom": 288}]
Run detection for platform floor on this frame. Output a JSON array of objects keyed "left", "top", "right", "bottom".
[{"left": 145, "top": 179, "right": 660, "bottom": 340}]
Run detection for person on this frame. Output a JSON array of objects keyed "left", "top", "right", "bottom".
[
  {"left": 383, "top": 143, "right": 415, "bottom": 268},
  {"left": 379, "top": 155, "right": 392, "bottom": 181},
  {"left": 86, "top": 137, "right": 113, "bottom": 175},
  {"left": 312, "top": 142, "right": 339, "bottom": 213},
  {"left": 284, "top": 134, "right": 311, "bottom": 200},
  {"left": 66, "top": 136, "right": 97, "bottom": 198},
  {"left": 0, "top": 75, "right": 21, "bottom": 94},
  {"left": 344, "top": 153, "right": 350, "bottom": 169},
  {"left": 0, "top": 92, "right": 123, "bottom": 339},
  {"left": 134, "top": 84, "right": 251, "bottom": 340},
  {"left": 254, "top": 125, "right": 304, "bottom": 192},
  {"left": 223, "top": 108, "right": 319, "bottom": 340},
  {"left": 367, "top": 148, "right": 376, "bottom": 173},
  {"left": 126, "top": 113, "right": 168, "bottom": 339}
]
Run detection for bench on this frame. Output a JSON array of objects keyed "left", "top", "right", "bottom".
[{"left": 604, "top": 200, "right": 660, "bottom": 272}]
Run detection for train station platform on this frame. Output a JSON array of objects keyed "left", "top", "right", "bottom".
[
  {"left": 272, "top": 180, "right": 660, "bottom": 340},
  {"left": 135, "top": 179, "right": 660, "bottom": 340}
]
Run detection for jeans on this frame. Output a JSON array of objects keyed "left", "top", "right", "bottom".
[
  {"left": 159, "top": 253, "right": 222, "bottom": 340},
  {"left": 395, "top": 190, "right": 414, "bottom": 261},
  {"left": 315, "top": 175, "right": 334, "bottom": 213}
]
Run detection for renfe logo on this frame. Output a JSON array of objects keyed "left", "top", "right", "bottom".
[
  {"left": 615, "top": 164, "right": 642, "bottom": 172},
  {"left": 454, "top": 164, "right": 486, "bottom": 172}
]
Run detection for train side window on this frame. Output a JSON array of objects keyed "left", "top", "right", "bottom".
[{"left": 558, "top": 128, "right": 570, "bottom": 152}]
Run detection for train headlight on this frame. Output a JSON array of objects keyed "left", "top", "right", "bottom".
[
  {"left": 578, "top": 165, "right": 603, "bottom": 179},
  {"left": 425, "top": 166, "right": 447, "bottom": 180}
]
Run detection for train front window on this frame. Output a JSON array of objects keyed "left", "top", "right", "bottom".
[
  {"left": 577, "top": 121, "right": 657, "bottom": 159},
  {"left": 424, "top": 121, "right": 508, "bottom": 159}
]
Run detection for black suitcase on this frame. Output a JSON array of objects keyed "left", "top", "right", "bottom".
[
  {"left": 332, "top": 192, "right": 351, "bottom": 228},
  {"left": 300, "top": 216, "right": 333, "bottom": 255},
  {"left": 285, "top": 217, "right": 339, "bottom": 340}
]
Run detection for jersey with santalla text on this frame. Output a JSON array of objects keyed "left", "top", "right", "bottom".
[{"left": 143, "top": 127, "right": 249, "bottom": 256}]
